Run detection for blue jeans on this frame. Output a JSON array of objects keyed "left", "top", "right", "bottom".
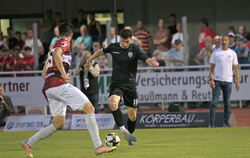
[
  {"left": 86, "top": 93, "right": 99, "bottom": 113},
  {"left": 209, "top": 80, "right": 232, "bottom": 126}
]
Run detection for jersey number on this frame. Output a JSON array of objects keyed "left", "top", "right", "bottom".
[{"left": 46, "top": 48, "right": 55, "bottom": 69}]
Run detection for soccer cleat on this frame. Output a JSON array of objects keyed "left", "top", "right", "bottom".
[
  {"left": 123, "top": 129, "right": 137, "bottom": 143},
  {"left": 128, "top": 141, "right": 135, "bottom": 146},
  {"left": 95, "top": 145, "right": 117, "bottom": 155},
  {"left": 21, "top": 140, "right": 33, "bottom": 158}
]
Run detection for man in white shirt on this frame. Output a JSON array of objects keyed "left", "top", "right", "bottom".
[
  {"left": 25, "top": 29, "right": 44, "bottom": 55},
  {"left": 171, "top": 22, "right": 183, "bottom": 47},
  {"left": 209, "top": 35, "right": 240, "bottom": 127}
]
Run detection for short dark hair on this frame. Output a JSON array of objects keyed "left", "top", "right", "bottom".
[
  {"left": 170, "top": 13, "right": 176, "bottom": 18},
  {"left": 24, "top": 46, "right": 32, "bottom": 51},
  {"left": 228, "top": 25, "right": 235, "bottom": 33},
  {"left": 59, "top": 22, "right": 73, "bottom": 36},
  {"left": 200, "top": 18, "right": 209, "bottom": 27},
  {"left": 120, "top": 29, "right": 132, "bottom": 39}
]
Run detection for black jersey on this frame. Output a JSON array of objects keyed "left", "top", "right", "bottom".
[{"left": 103, "top": 43, "right": 149, "bottom": 86}]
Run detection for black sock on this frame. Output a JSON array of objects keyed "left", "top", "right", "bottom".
[
  {"left": 111, "top": 108, "right": 124, "bottom": 127},
  {"left": 127, "top": 119, "right": 136, "bottom": 133}
]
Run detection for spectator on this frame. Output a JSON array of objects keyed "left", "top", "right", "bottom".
[
  {"left": 22, "top": 46, "right": 34, "bottom": 70},
  {"left": 124, "top": 26, "right": 141, "bottom": 46},
  {"left": 72, "top": 9, "right": 87, "bottom": 39},
  {"left": 73, "top": 25, "right": 92, "bottom": 52},
  {"left": 245, "top": 32, "right": 250, "bottom": 50},
  {"left": 92, "top": 41, "right": 108, "bottom": 71},
  {"left": 14, "top": 31, "right": 24, "bottom": 49},
  {"left": 209, "top": 35, "right": 240, "bottom": 127},
  {"left": 167, "top": 13, "right": 177, "bottom": 35},
  {"left": 228, "top": 25, "right": 236, "bottom": 34},
  {"left": 235, "top": 36, "right": 249, "bottom": 64},
  {"left": 0, "top": 85, "right": 14, "bottom": 126},
  {"left": 49, "top": 25, "right": 60, "bottom": 50},
  {"left": 195, "top": 36, "right": 214, "bottom": 65},
  {"left": 198, "top": 18, "right": 215, "bottom": 52},
  {"left": 21, "top": 32, "right": 27, "bottom": 50},
  {"left": 12, "top": 48, "right": 23, "bottom": 72},
  {"left": 39, "top": 9, "right": 55, "bottom": 54},
  {"left": 7, "top": 27, "right": 19, "bottom": 49},
  {"left": 88, "top": 13, "right": 102, "bottom": 42},
  {"left": 228, "top": 32, "right": 236, "bottom": 50},
  {"left": 134, "top": 20, "right": 152, "bottom": 55},
  {"left": 153, "top": 18, "right": 171, "bottom": 55},
  {"left": 0, "top": 50, "right": 3, "bottom": 71},
  {"left": 237, "top": 25, "right": 247, "bottom": 38},
  {"left": 74, "top": 51, "right": 100, "bottom": 113},
  {"left": 55, "top": 11, "right": 64, "bottom": 26},
  {"left": 213, "top": 35, "right": 221, "bottom": 49},
  {"left": 171, "top": 22, "right": 183, "bottom": 47},
  {"left": 165, "top": 39, "right": 184, "bottom": 66},
  {"left": 2, "top": 49, "right": 14, "bottom": 72},
  {"left": 152, "top": 51, "right": 165, "bottom": 67},
  {"left": 102, "top": 26, "right": 120, "bottom": 48},
  {"left": 0, "top": 36, "right": 9, "bottom": 50}
]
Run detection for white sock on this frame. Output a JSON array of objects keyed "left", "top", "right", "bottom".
[
  {"left": 27, "top": 124, "right": 57, "bottom": 147},
  {"left": 119, "top": 125, "right": 126, "bottom": 133},
  {"left": 85, "top": 113, "right": 102, "bottom": 149}
]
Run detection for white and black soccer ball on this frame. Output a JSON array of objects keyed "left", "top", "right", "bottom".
[{"left": 105, "top": 133, "right": 121, "bottom": 147}]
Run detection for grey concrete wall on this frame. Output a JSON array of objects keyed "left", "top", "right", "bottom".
[{"left": 1, "top": 0, "right": 250, "bottom": 59}]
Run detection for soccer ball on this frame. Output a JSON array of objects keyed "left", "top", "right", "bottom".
[{"left": 105, "top": 133, "right": 121, "bottom": 147}]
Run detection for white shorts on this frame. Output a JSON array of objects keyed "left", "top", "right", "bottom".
[{"left": 45, "top": 83, "right": 89, "bottom": 116}]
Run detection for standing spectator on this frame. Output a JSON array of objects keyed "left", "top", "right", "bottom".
[
  {"left": 21, "top": 33, "right": 27, "bottom": 50},
  {"left": 102, "top": 26, "right": 120, "bottom": 48},
  {"left": 228, "top": 32, "right": 236, "bottom": 50},
  {"left": 0, "top": 32, "right": 3, "bottom": 47},
  {"left": 74, "top": 51, "right": 100, "bottom": 113},
  {"left": 209, "top": 35, "right": 240, "bottom": 127},
  {"left": 39, "top": 9, "right": 55, "bottom": 54},
  {"left": 72, "top": 9, "right": 87, "bottom": 39},
  {"left": 235, "top": 36, "right": 249, "bottom": 64},
  {"left": 2, "top": 49, "right": 14, "bottom": 72},
  {"left": 88, "top": 13, "right": 102, "bottom": 42},
  {"left": 153, "top": 18, "right": 171, "bottom": 55},
  {"left": 171, "top": 22, "right": 183, "bottom": 47},
  {"left": 167, "top": 13, "right": 177, "bottom": 35},
  {"left": 7, "top": 27, "right": 18, "bottom": 50},
  {"left": 213, "top": 35, "right": 221, "bottom": 49},
  {"left": 228, "top": 25, "right": 236, "bottom": 34},
  {"left": 55, "top": 11, "right": 64, "bottom": 26},
  {"left": 49, "top": 26, "right": 60, "bottom": 50},
  {"left": 237, "top": 25, "right": 247, "bottom": 38},
  {"left": 198, "top": 18, "right": 215, "bottom": 51},
  {"left": 0, "top": 36, "right": 9, "bottom": 50},
  {"left": 22, "top": 47, "right": 34, "bottom": 70},
  {"left": 134, "top": 20, "right": 152, "bottom": 55},
  {"left": 0, "top": 85, "right": 14, "bottom": 126},
  {"left": 165, "top": 39, "right": 184, "bottom": 66},
  {"left": 195, "top": 36, "right": 214, "bottom": 65},
  {"left": 14, "top": 31, "right": 24, "bottom": 49}
]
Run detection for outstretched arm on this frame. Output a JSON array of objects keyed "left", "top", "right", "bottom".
[
  {"left": 84, "top": 49, "right": 104, "bottom": 68},
  {"left": 145, "top": 58, "right": 159, "bottom": 67}
]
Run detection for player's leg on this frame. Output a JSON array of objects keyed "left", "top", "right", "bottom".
[
  {"left": 22, "top": 86, "right": 67, "bottom": 157},
  {"left": 63, "top": 84, "right": 116, "bottom": 154},
  {"left": 221, "top": 82, "right": 232, "bottom": 127},
  {"left": 127, "top": 107, "right": 137, "bottom": 134}
]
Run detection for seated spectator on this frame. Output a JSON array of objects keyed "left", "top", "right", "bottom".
[
  {"left": 198, "top": 18, "right": 215, "bottom": 52},
  {"left": 167, "top": 13, "right": 177, "bottom": 35},
  {"left": 165, "top": 39, "right": 184, "bottom": 67},
  {"left": 72, "top": 9, "right": 87, "bottom": 39},
  {"left": 153, "top": 18, "right": 171, "bottom": 54},
  {"left": 235, "top": 36, "right": 249, "bottom": 64},
  {"left": 0, "top": 85, "right": 14, "bottom": 126},
  {"left": 228, "top": 32, "right": 236, "bottom": 50},
  {"left": 237, "top": 25, "right": 247, "bottom": 38},
  {"left": 102, "top": 26, "right": 120, "bottom": 47},
  {"left": 73, "top": 25, "right": 92, "bottom": 53},
  {"left": 22, "top": 47, "right": 34, "bottom": 70},
  {"left": 171, "top": 22, "right": 183, "bottom": 47},
  {"left": 213, "top": 35, "right": 221, "bottom": 49},
  {"left": 12, "top": 48, "right": 23, "bottom": 72},
  {"left": 195, "top": 36, "right": 214, "bottom": 65},
  {"left": 124, "top": 26, "right": 140, "bottom": 46},
  {"left": 49, "top": 25, "right": 59, "bottom": 50},
  {"left": 134, "top": 20, "right": 152, "bottom": 56}
]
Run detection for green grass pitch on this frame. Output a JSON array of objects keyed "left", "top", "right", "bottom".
[{"left": 0, "top": 127, "right": 250, "bottom": 158}]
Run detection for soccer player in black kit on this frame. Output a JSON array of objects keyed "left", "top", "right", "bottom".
[{"left": 85, "top": 29, "right": 159, "bottom": 145}]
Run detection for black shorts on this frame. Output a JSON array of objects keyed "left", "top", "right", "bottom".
[{"left": 108, "top": 83, "right": 138, "bottom": 108}]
